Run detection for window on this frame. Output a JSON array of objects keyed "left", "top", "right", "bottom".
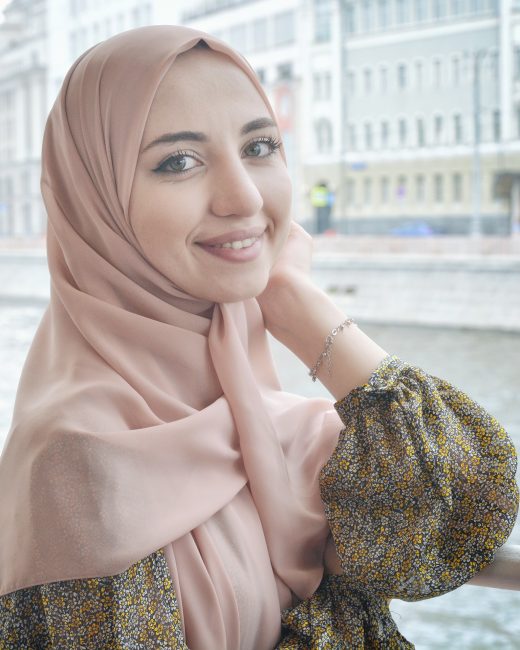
[
  {"left": 415, "top": 60, "right": 423, "bottom": 89},
  {"left": 315, "top": 0, "right": 332, "bottom": 41},
  {"left": 348, "top": 71, "right": 356, "bottom": 94},
  {"left": 378, "top": 0, "right": 389, "bottom": 28},
  {"left": 364, "top": 123, "right": 373, "bottom": 149},
  {"left": 398, "top": 63, "right": 407, "bottom": 90},
  {"left": 380, "top": 176, "right": 389, "bottom": 203},
  {"left": 396, "top": 175, "right": 407, "bottom": 200},
  {"left": 514, "top": 47, "right": 520, "bottom": 81},
  {"left": 380, "top": 65, "right": 388, "bottom": 92},
  {"left": 363, "top": 178, "right": 372, "bottom": 204},
  {"left": 415, "top": 174, "right": 425, "bottom": 202},
  {"left": 398, "top": 118, "right": 407, "bottom": 146},
  {"left": 381, "top": 121, "right": 389, "bottom": 147},
  {"left": 433, "top": 0, "right": 447, "bottom": 18},
  {"left": 452, "top": 56, "right": 461, "bottom": 84},
  {"left": 349, "top": 124, "right": 357, "bottom": 149},
  {"left": 415, "top": 0, "right": 428, "bottom": 20},
  {"left": 434, "top": 173, "right": 444, "bottom": 202},
  {"left": 323, "top": 73, "right": 332, "bottom": 99},
  {"left": 345, "top": 2, "right": 356, "bottom": 33},
  {"left": 452, "top": 173, "right": 463, "bottom": 202},
  {"left": 434, "top": 115, "right": 443, "bottom": 143},
  {"left": 454, "top": 113, "right": 463, "bottom": 143},
  {"left": 255, "top": 68, "right": 266, "bottom": 84},
  {"left": 417, "top": 118, "right": 425, "bottom": 146},
  {"left": 274, "top": 11, "right": 295, "bottom": 47},
  {"left": 315, "top": 118, "right": 333, "bottom": 153},
  {"left": 314, "top": 73, "right": 331, "bottom": 100},
  {"left": 252, "top": 18, "right": 268, "bottom": 51},
  {"left": 493, "top": 109, "right": 501, "bottom": 141},
  {"left": 314, "top": 74, "right": 321, "bottom": 100},
  {"left": 396, "top": 0, "right": 410, "bottom": 23},
  {"left": 277, "top": 63, "right": 293, "bottom": 81},
  {"left": 364, "top": 68, "right": 373, "bottom": 93},
  {"left": 361, "top": 1, "right": 373, "bottom": 31},
  {"left": 451, "top": 0, "right": 464, "bottom": 14},
  {"left": 23, "top": 204, "right": 32, "bottom": 236},
  {"left": 488, "top": 49, "right": 499, "bottom": 78},
  {"left": 346, "top": 178, "right": 356, "bottom": 205},
  {"left": 433, "top": 59, "right": 442, "bottom": 87}
]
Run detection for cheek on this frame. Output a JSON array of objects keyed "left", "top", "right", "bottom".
[
  {"left": 131, "top": 184, "right": 192, "bottom": 253},
  {"left": 264, "top": 167, "right": 292, "bottom": 223}
]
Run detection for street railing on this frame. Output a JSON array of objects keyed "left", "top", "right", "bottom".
[{"left": 468, "top": 544, "right": 520, "bottom": 591}]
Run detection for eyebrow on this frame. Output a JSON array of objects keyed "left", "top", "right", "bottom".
[{"left": 140, "top": 117, "right": 277, "bottom": 153}]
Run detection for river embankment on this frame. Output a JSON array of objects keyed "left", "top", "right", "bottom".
[
  {"left": 311, "top": 235, "right": 520, "bottom": 332},
  {"left": 1, "top": 235, "right": 519, "bottom": 331}
]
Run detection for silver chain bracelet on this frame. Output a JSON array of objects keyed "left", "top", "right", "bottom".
[{"left": 308, "top": 318, "right": 356, "bottom": 382}]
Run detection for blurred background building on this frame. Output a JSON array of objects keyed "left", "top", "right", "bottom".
[{"left": 0, "top": 0, "right": 519, "bottom": 238}]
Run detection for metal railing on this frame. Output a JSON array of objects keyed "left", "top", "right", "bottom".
[{"left": 468, "top": 545, "right": 520, "bottom": 591}]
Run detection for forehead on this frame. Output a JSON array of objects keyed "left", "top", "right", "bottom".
[{"left": 146, "top": 48, "right": 271, "bottom": 128}]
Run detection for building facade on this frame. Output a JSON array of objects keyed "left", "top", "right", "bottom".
[
  {"left": 183, "top": 0, "right": 520, "bottom": 235},
  {"left": 181, "top": 0, "right": 306, "bottom": 222},
  {"left": 0, "top": 0, "right": 182, "bottom": 239},
  {"left": 1, "top": 0, "right": 520, "bottom": 237},
  {"left": 326, "top": 0, "right": 518, "bottom": 235},
  {"left": 0, "top": 0, "right": 46, "bottom": 237}
]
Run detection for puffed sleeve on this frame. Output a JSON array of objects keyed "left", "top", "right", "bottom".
[
  {"left": 0, "top": 549, "right": 187, "bottom": 649},
  {"left": 278, "top": 355, "right": 518, "bottom": 648}
]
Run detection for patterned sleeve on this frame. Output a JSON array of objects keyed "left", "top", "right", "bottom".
[
  {"left": 279, "top": 355, "right": 519, "bottom": 649},
  {"left": 0, "top": 548, "right": 187, "bottom": 650}
]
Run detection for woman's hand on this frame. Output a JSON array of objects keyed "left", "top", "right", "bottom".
[
  {"left": 257, "top": 221, "right": 316, "bottom": 335},
  {"left": 268, "top": 220, "right": 314, "bottom": 282},
  {"left": 257, "top": 221, "right": 387, "bottom": 400}
]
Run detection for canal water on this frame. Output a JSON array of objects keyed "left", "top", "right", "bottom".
[{"left": 1, "top": 296, "right": 519, "bottom": 648}]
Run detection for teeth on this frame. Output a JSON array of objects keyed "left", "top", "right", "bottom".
[{"left": 213, "top": 237, "right": 258, "bottom": 249}]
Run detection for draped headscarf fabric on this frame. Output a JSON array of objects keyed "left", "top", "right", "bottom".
[{"left": 0, "top": 25, "right": 342, "bottom": 648}]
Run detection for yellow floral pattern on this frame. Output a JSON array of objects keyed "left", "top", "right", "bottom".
[
  {"left": 0, "top": 549, "right": 187, "bottom": 649},
  {"left": 1, "top": 356, "right": 518, "bottom": 649}
]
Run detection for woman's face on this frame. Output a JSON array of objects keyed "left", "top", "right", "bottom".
[{"left": 129, "top": 46, "right": 292, "bottom": 304}]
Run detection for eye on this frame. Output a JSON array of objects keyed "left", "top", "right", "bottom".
[
  {"left": 243, "top": 136, "right": 282, "bottom": 158},
  {"left": 154, "top": 151, "right": 200, "bottom": 175}
]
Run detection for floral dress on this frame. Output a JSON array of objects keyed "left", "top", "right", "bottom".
[{"left": 1, "top": 356, "right": 518, "bottom": 649}]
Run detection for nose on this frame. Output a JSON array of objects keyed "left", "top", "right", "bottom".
[{"left": 209, "top": 155, "right": 263, "bottom": 219}]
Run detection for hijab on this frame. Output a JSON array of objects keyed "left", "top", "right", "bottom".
[{"left": 0, "top": 24, "right": 342, "bottom": 647}]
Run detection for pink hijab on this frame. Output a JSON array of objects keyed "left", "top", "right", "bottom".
[{"left": 0, "top": 25, "right": 341, "bottom": 648}]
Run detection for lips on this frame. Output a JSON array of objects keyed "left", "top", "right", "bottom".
[{"left": 196, "top": 227, "right": 266, "bottom": 247}]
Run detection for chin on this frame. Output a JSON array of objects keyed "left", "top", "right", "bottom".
[{"left": 206, "top": 277, "right": 269, "bottom": 304}]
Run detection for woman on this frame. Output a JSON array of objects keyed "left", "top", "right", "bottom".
[{"left": 0, "top": 25, "right": 517, "bottom": 649}]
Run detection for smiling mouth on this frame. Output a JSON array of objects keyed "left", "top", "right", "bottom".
[{"left": 207, "top": 236, "right": 259, "bottom": 250}]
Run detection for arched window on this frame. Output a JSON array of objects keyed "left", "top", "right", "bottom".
[{"left": 315, "top": 118, "right": 333, "bottom": 153}]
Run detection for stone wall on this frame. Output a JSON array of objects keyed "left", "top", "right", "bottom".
[
  {"left": 312, "top": 253, "right": 520, "bottom": 331},
  {"left": 1, "top": 243, "right": 519, "bottom": 332}
]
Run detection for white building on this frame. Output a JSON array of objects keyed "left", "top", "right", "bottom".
[
  {"left": 0, "top": 0, "right": 182, "bottom": 239},
  {"left": 181, "top": 0, "right": 307, "bottom": 227},
  {"left": 183, "top": 0, "right": 520, "bottom": 235},
  {"left": 0, "top": 0, "right": 46, "bottom": 237},
  {"left": 1, "top": 0, "right": 520, "bottom": 237}
]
